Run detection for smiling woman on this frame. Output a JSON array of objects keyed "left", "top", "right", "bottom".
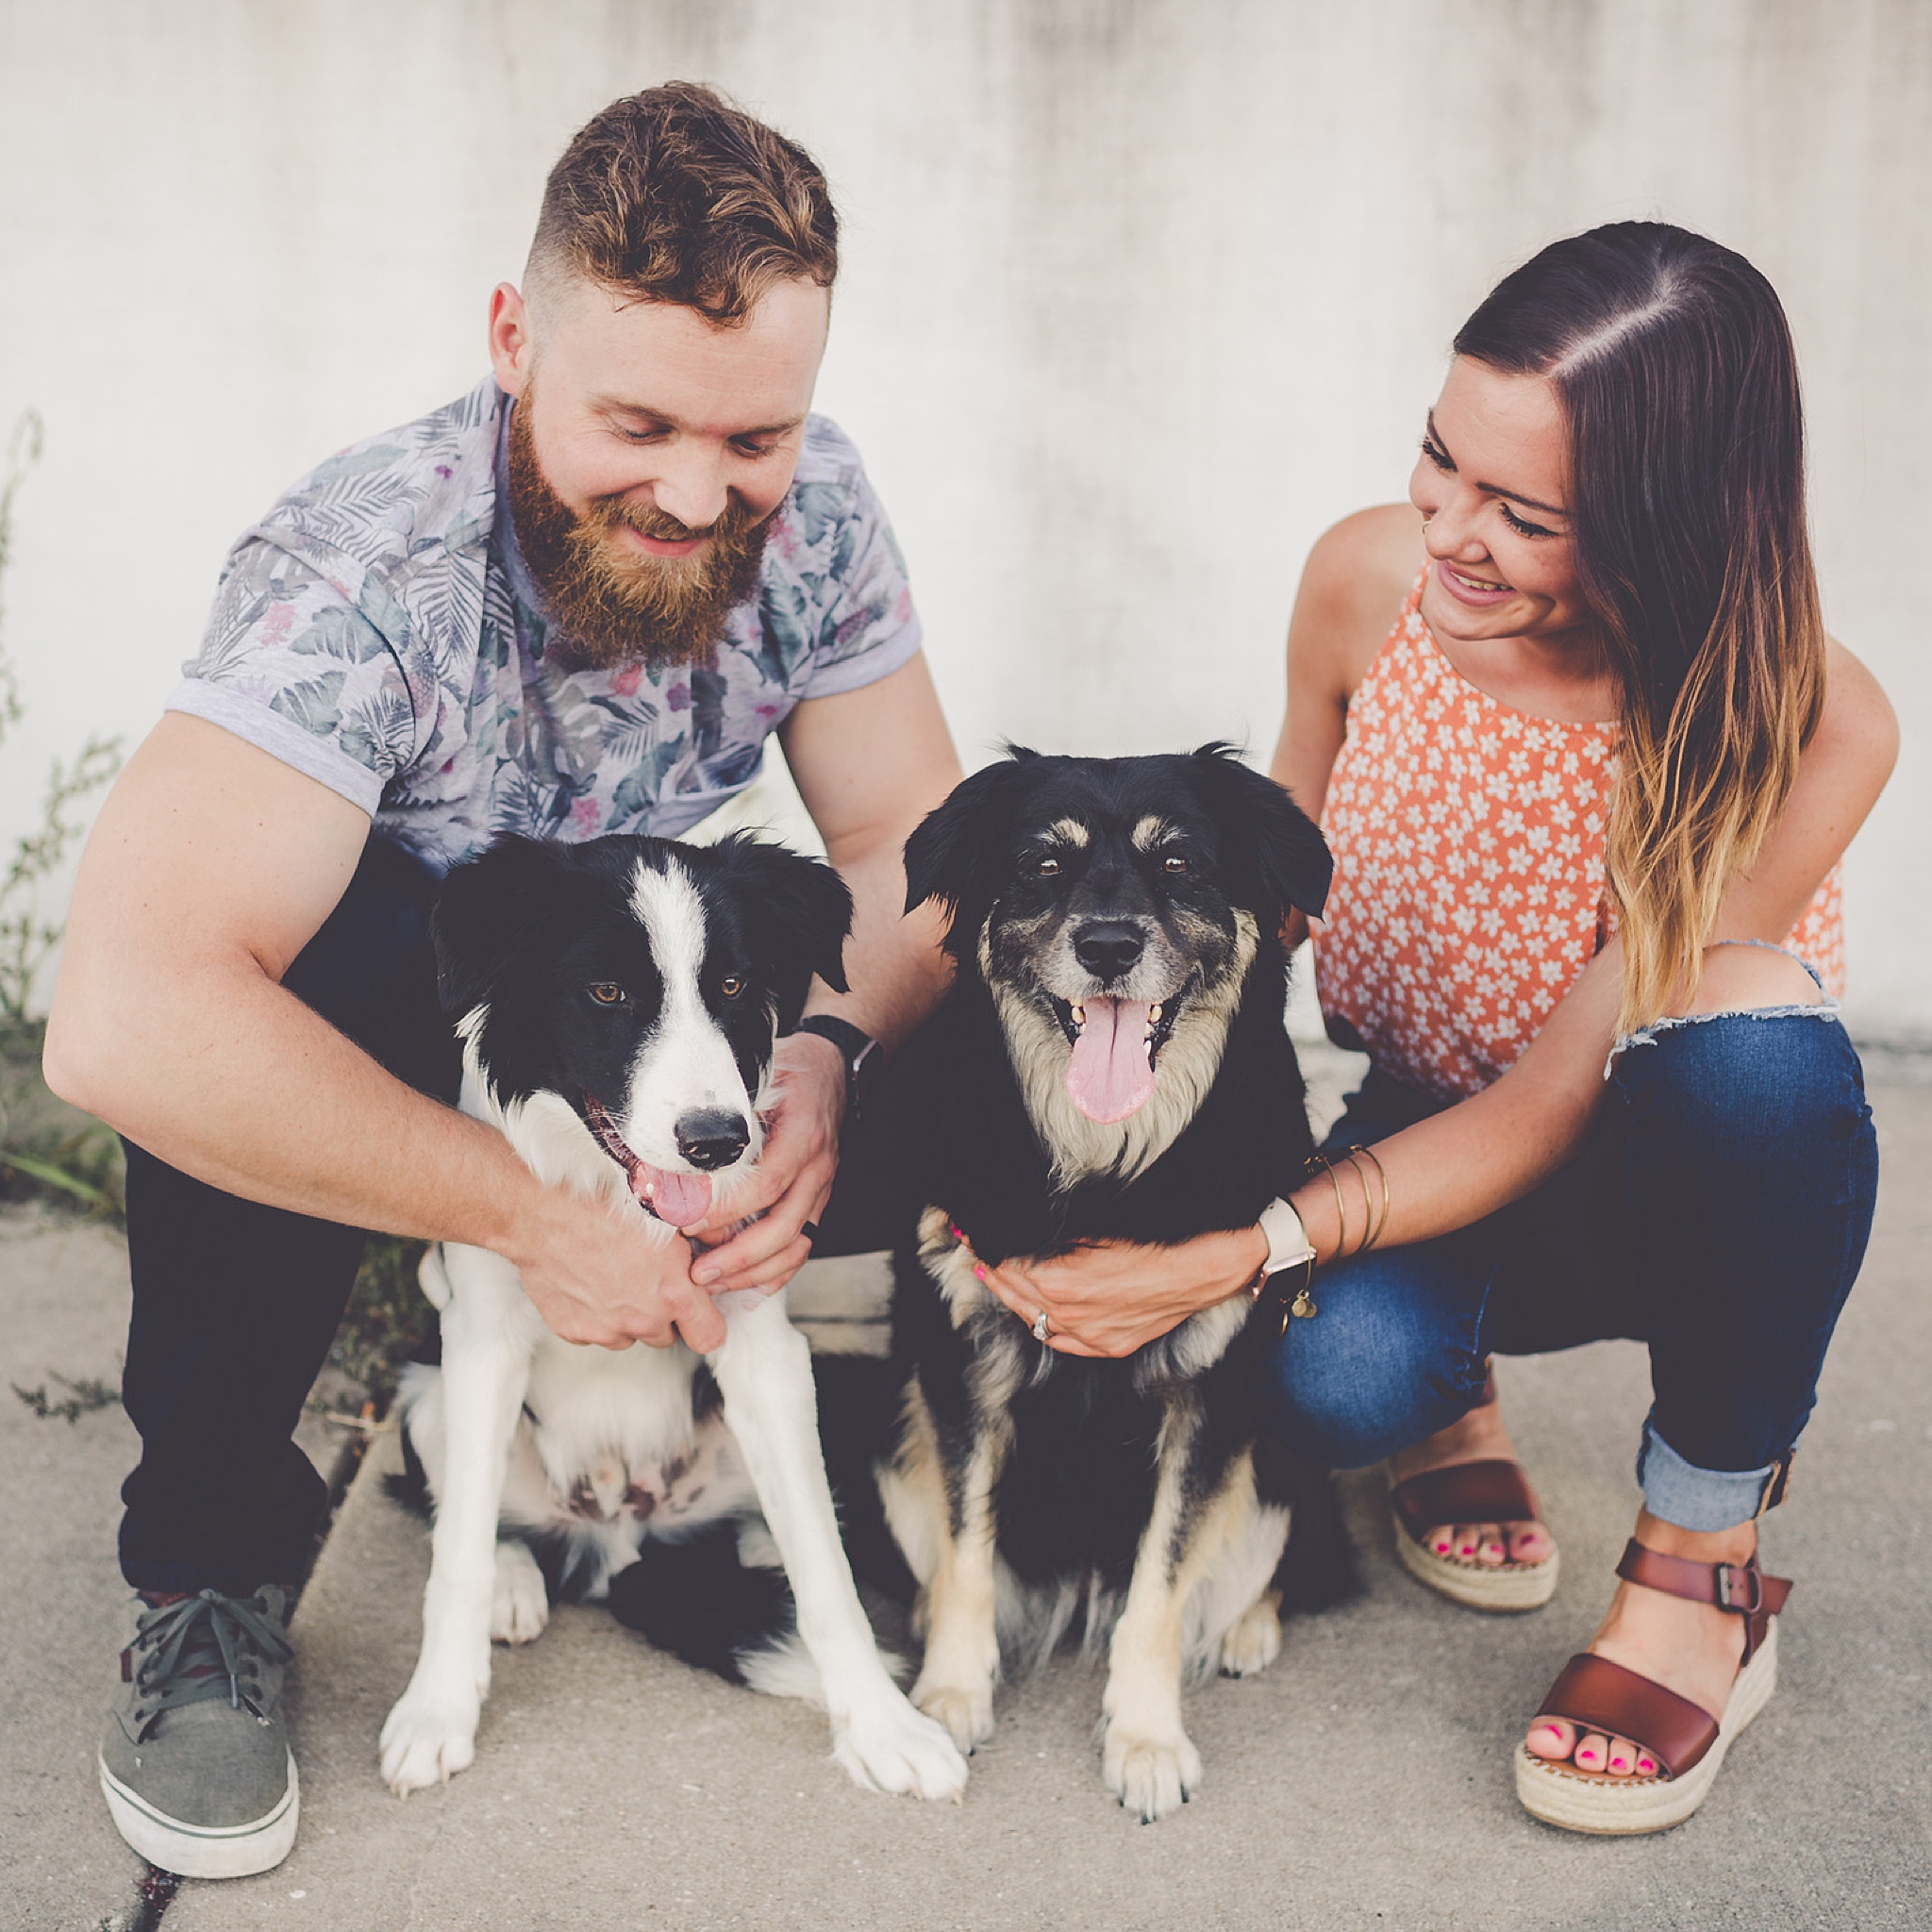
[{"left": 991, "top": 221, "right": 1896, "bottom": 1840}]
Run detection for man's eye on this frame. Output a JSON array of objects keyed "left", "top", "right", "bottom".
[
  {"left": 719, "top": 975, "right": 746, "bottom": 998},
  {"left": 1162, "top": 855, "right": 1191, "bottom": 874},
  {"left": 588, "top": 983, "right": 628, "bottom": 1006}
]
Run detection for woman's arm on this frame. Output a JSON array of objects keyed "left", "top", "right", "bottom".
[{"left": 977, "top": 640, "right": 1896, "bottom": 1357}]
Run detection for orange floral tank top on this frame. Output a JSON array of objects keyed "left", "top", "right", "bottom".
[{"left": 1315, "top": 573, "right": 1844, "bottom": 1102}]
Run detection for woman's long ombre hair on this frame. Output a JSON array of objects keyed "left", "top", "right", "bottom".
[{"left": 1454, "top": 223, "right": 1827, "bottom": 1033}]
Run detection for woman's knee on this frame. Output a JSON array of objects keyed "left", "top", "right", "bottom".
[
  {"left": 1267, "top": 1274, "right": 1480, "bottom": 1468},
  {"left": 1612, "top": 1000, "right": 1863, "bottom": 1150}
]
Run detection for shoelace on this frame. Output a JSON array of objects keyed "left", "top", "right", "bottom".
[{"left": 125, "top": 1589, "right": 293, "bottom": 1740}]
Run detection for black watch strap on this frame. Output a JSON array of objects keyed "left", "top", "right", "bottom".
[{"left": 791, "top": 1014, "right": 882, "bottom": 1119}]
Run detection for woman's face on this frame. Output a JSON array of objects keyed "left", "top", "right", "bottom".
[{"left": 1409, "top": 357, "right": 1598, "bottom": 653}]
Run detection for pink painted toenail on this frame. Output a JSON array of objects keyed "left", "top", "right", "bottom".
[
  {"left": 1434, "top": 1540, "right": 1451, "bottom": 1554},
  {"left": 1637, "top": 1757, "right": 1657, "bottom": 1775},
  {"left": 1458, "top": 1542, "right": 1475, "bottom": 1556},
  {"left": 1610, "top": 1756, "right": 1629, "bottom": 1772}
]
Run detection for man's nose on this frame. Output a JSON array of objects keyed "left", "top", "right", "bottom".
[{"left": 648, "top": 445, "right": 730, "bottom": 532}]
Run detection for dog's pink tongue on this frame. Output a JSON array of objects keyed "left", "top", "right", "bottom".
[
  {"left": 1065, "top": 996, "right": 1156, "bottom": 1124},
  {"left": 635, "top": 1166, "right": 712, "bottom": 1227}
]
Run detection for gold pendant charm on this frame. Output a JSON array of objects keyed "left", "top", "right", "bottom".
[{"left": 1290, "top": 1287, "right": 1316, "bottom": 1319}]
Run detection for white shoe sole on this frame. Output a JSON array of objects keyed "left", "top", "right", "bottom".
[
  {"left": 99, "top": 1749, "right": 299, "bottom": 1878},
  {"left": 1515, "top": 1621, "right": 1779, "bottom": 1835},
  {"left": 1394, "top": 1518, "right": 1560, "bottom": 1610}
]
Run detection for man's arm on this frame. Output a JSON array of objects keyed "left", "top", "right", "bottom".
[
  {"left": 43, "top": 713, "right": 730, "bottom": 1352},
  {"left": 686, "top": 653, "right": 963, "bottom": 1289}
]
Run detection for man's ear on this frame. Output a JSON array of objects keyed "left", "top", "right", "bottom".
[
  {"left": 708, "top": 836, "right": 856, "bottom": 1028},
  {"left": 901, "top": 749, "right": 1038, "bottom": 950},
  {"left": 1187, "top": 743, "right": 1333, "bottom": 934},
  {"left": 431, "top": 835, "right": 572, "bottom": 1017}
]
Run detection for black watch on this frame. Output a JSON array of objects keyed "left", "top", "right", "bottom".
[{"left": 791, "top": 1015, "right": 883, "bottom": 1121}]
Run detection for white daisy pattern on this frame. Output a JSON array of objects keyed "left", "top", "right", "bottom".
[{"left": 1316, "top": 573, "right": 1843, "bottom": 1103}]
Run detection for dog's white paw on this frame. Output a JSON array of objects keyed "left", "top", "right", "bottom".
[
  {"left": 491, "top": 1541, "right": 550, "bottom": 1644},
  {"left": 833, "top": 1692, "right": 971, "bottom": 1802},
  {"left": 379, "top": 1686, "right": 482, "bottom": 1794},
  {"left": 1102, "top": 1722, "right": 1202, "bottom": 1823},
  {"left": 909, "top": 1672, "right": 996, "bottom": 1755},
  {"left": 1217, "top": 1594, "right": 1282, "bottom": 1677}
]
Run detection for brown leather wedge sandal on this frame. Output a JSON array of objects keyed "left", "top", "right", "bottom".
[
  {"left": 1386, "top": 1372, "right": 1559, "bottom": 1611},
  {"left": 1515, "top": 1540, "right": 1791, "bottom": 1835}
]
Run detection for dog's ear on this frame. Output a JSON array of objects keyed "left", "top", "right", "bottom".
[
  {"left": 1187, "top": 743, "right": 1333, "bottom": 932},
  {"left": 708, "top": 836, "right": 855, "bottom": 1025},
  {"left": 431, "top": 835, "right": 573, "bottom": 1016},
  {"left": 902, "top": 750, "right": 1038, "bottom": 948}
]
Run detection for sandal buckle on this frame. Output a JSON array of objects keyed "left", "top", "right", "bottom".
[{"left": 1713, "top": 1562, "right": 1762, "bottom": 1614}]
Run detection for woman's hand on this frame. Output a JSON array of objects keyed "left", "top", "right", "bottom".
[{"left": 969, "top": 1224, "right": 1270, "bottom": 1358}]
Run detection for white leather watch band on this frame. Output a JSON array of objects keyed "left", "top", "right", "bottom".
[{"left": 1257, "top": 1195, "right": 1317, "bottom": 1276}]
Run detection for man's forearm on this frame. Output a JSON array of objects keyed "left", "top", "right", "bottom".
[
  {"left": 802, "top": 833, "right": 950, "bottom": 1056},
  {"left": 49, "top": 956, "right": 549, "bottom": 1258}
]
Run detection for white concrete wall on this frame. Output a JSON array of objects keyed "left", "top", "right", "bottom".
[{"left": 1, "top": 0, "right": 1926, "bottom": 1034}]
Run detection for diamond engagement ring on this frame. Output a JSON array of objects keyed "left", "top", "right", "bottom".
[{"left": 1031, "top": 1309, "right": 1053, "bottom": 1343}]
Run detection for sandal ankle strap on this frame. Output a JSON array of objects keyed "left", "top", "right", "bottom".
[{"left": 1615, "top": 1540, "right": 1791, "bottom": 1660}]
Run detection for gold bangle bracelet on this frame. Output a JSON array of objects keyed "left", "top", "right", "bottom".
[
  {"left": 1307, "top": 1152, "right": 1349, "bottom": 1261},
  {"left": 1345, "top": 1143, "right": 1391, "bottom": 1252}
]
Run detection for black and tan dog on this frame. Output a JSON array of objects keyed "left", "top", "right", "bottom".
[{"left": 876, "top": 744, "right": 1353, "bottom": 1822}]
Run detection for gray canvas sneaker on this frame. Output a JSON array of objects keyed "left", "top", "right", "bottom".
[{"left": 98, "top": 1586, "right": 299, "bottom": 1877}]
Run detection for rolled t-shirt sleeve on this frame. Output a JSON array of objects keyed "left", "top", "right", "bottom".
[
  {"left": 165, "top": 534, "right": 421, "bottom": 813},
  {"left": 796, "top": 462, "right": 924, "bottom": 701}
]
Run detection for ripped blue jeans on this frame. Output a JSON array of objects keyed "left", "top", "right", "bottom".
[{"left": 1267, "top": 990, "right": 1878, "bottom": 1532}]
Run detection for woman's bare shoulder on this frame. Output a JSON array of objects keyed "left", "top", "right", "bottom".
[
  {"left": 1290, "top": 504, "right": 1424, "bottom": 684},
  {"left": 1818, "top": 637, "right": 1900, "bottom": 783}
]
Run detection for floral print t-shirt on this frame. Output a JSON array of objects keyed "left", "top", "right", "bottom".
[{"left": 167, "top": 378, "right": 923, "bottom": 872}]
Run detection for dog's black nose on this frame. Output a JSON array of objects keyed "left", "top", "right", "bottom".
[
  {"left": 1073, "top": 921, "right": 1145, "bottom": 981},
  {"left": 674, "top": 1108, "right": 752, "bottom": 1171}
]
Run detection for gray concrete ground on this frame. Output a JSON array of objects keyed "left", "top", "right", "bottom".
[{"left": 5, "top": 1087, "right": 1929, "bottom": 1931}]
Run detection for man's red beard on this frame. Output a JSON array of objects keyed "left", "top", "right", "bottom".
[{"left": 505, "top": 395, "right": 773, "bottom": 671}]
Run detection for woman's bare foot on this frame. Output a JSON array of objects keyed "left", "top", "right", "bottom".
[
  {"left": 1388, "top": 1394, "right": 1553, "bottom": 1567},
  {"left": 1524, "top": 1509, "right": 1756, "bottom": 1777}
]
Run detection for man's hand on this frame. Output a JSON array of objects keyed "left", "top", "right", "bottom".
[
  {"left": 682, "top": 1030, "right": 845, "bottom": 1296},
  {"left": 969, "top": 1225, "right": 1269, "bottom": 1359},
  {"left": 504, "top": 1183, "right": 731, "bottom": 1352}
]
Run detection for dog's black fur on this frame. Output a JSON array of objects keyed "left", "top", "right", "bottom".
[{"left": 877, "top": 745, "right": 1356, "bottom": 1816}]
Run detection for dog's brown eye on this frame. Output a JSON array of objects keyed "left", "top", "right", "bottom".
[
  {"left": 1163, "top": 855, "right": 1191, "bottom": 874},
  {"left": 1035, "top": 858, "right": 1062, "bottom": 877},
  {"left": 719, "top": 975, "right": 745, "bottom": 998},
  {"left": 588, "top": 982, "right": 627, "bottom": 1006}
]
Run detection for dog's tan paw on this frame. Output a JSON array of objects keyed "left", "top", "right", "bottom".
[
  {"left": 1217, "top": 1593, "right": 1282, "bottom": 1677},
  {"left": 910, "top": 1675, "right": 996, "bottom": 1754},
  {"left": 834, "top": 1695, "right": 972, "bottom": 1801},
  {"left": 1102, "top": 1724, "right": 1202, "bottom": 1823},
  {"left": 490, "top": 1540, "right": 550, "bottom": 1644},
  {"left": 379, "top": 1687, "right": 481, "bottom": 1794}
]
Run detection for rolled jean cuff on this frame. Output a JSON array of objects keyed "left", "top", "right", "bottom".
[{"left": 1635, "top": 1417, "right": 1788, "bottom": 1532}]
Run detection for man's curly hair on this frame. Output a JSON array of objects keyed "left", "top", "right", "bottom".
[{"left": 526, "top": 82, "right": 839, "bottom": 324}]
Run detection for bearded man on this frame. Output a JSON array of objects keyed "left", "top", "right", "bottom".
[{"left": 45, "top": 83, "right": 961, "bottom": 1878}]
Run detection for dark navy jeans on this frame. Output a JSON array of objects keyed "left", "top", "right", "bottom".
[
  {"left": 117, "top": 839, "right": 458, "bottom": 1595},
  {"left": 1267, "top": 1002, "right": 1879, "bottom": 1531}
]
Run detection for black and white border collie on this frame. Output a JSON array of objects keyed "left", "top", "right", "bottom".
[
  {"left": 378, "top": 832, "right": 967, "bottom": 1803},
  {"left": 877, "top": 746, "right": 1350, "bottom": 1821}
]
